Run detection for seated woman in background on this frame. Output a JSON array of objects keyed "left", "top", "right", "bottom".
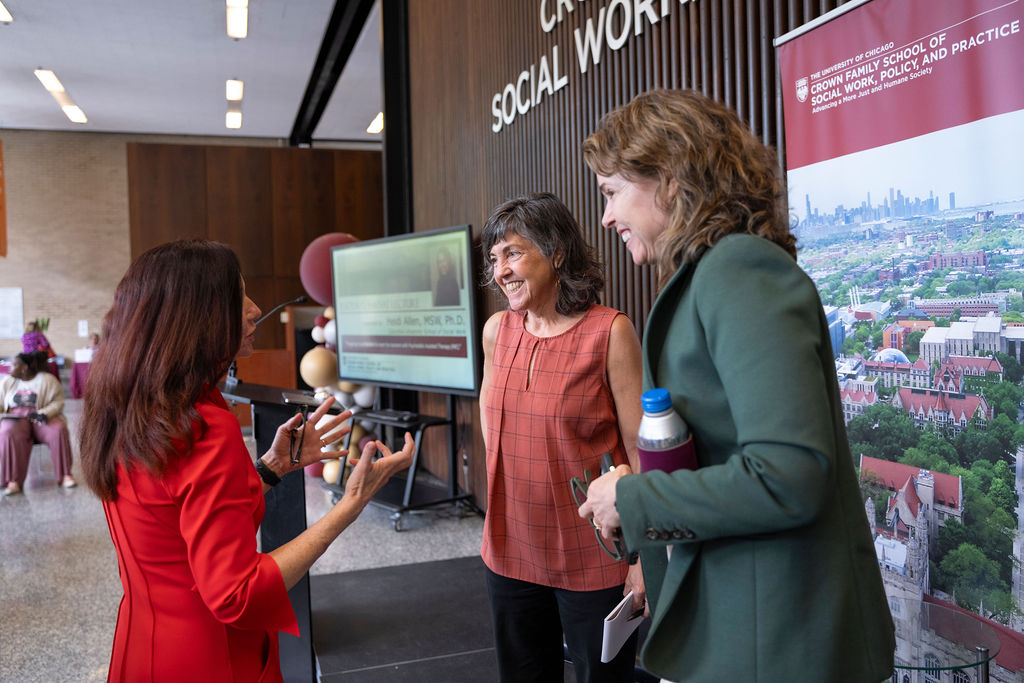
[{"left": 0, "top": 350, "right": 77, "bottom": 495}]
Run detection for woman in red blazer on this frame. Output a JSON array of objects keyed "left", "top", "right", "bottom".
[{"left": 79, "top": 240, "right": 414, "bottom": 682}]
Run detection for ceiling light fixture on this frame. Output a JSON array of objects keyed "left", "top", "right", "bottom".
[
  {"left": 34, "top": 69, "right": 88, "bottom": 124},
  {"left": 367, "top": 112, "right": 384, "bottom": 134},
  {"left": 0, "top": 2, "right": 13, "bottom": 23},
  {"left": 62, "top": 106, "right": 88, "bottom": 124},
  {"left": 226, "top": 101, "right": 242, "bottom": 129},
  {"left": 225, "top": 79, "right": 243, "bottom": 129},
  {"left": 34, "top": 69, "right": 64, "bottom": 93},
  {"left": 226, "top": 79, "right": 244, "bottom": 101},
  {"left": 226, "top": 0, "right": 248, "bottom": 39}
]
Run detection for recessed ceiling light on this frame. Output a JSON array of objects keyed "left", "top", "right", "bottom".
[
  {"left": 34, "top": 69, "right": 65, "bottom": 93},
  {"left": 34, "top": 69, "right": 87, "bottom": 124},
  {"left": 226, "top": 79, "right": 244, "bottom": 101},
  {"left": 367, "top": 112, "right": 384, "bottom": 134},
  {"left": 62, "top": 106, "right": 88, "bottom": 124},
  {"left": 226, "top": 0, "right": 248, "bottom": 39},
  {"left": 0, "top": 2, "right": 13, "bottom": 23},
  {"left": 226, "top": 101, "right": 242, "bottom": 129}
]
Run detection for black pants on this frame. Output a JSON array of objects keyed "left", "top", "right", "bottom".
[{"left": 485, "top": 567, "right": 638, "bottom": 683}]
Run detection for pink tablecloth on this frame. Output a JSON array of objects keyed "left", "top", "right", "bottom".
[{"left": 70, "top": 362, "right": 90, "bottom": 399}]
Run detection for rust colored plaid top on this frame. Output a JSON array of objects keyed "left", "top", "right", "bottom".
[{"left": 481, "top": 304, "right": 629, "bottom": 590}]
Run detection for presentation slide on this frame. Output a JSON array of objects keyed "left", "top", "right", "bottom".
[{"left": 330, "top": 226, "right": 479, "bottom": 395}]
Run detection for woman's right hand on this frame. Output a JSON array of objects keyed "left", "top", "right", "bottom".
[{"left": 341, "top": 432, "right": 416, "bottom": 506}]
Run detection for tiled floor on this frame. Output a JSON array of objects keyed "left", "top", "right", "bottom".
[{"left": 0, "top": 397, "right": 484, "bottom": 682}]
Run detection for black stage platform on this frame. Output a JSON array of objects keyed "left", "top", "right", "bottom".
[
  {"left": 310, "top": 555, "right": 658, "bottom": 682},
  {"left": 311, "top": 556, "right": 500, "bottom": 682}
]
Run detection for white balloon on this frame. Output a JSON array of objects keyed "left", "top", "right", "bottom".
[
  {"left": 334, "top": 391, "right": 354, "bottom": 408},
  {"left": 358, "top": 419, "right": 377, "bottom": 433},
  {"left": 323, "top": 319, "right": 337, "bottom": 346},
  {"left": 311, "top": 326, "right": 326, "bottom": 344},
  {"left": 353, "top": 384, "right": 377, "bottom": 407}
]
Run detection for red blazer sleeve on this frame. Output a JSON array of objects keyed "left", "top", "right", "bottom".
[{"left": 162, "top": 393, "right": 299, "bottom": 636}]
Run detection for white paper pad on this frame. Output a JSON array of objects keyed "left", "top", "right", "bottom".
[{"left": 601, "top": 590, "right": 644, "bottom": 663}]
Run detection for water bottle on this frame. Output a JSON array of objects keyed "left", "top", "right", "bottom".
[{"left": 637, "top": 388, "right": 697, "bottom": 472}]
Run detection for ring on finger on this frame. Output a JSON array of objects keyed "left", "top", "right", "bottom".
[{"left": 320, "top": 437, "right": 328, "bottom": 448}]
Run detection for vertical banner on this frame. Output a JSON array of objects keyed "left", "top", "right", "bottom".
[
  {"left": 0, "top": 140, "right": 6, "bottom": 258},
  {"left": 777, "top": 0, "right": 1024, "bottom": 232},
  {"left": 776, "top": 0, "right": 1024, "bottom": 637}
]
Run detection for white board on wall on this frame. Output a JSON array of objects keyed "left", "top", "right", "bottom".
[{"left": 0, "top": 287, "right": 24, "bottom": 339}]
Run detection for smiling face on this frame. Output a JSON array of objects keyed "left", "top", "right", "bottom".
[
  {"left": 236, "top": 280, "right": 262, "bottom": 359},
  {"left": 488, "top": 233, "right": 558, "bottom": 314},
  {"left": 596, "top": 172, "right": 671, "bottom": 266}
]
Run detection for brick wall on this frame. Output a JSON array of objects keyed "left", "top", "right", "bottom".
[{"left": 0, "top": 129, "right": 132, "bottom": 359}]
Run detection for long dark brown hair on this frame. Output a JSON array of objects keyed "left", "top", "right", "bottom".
[
  {"left": 79, "top": 240, "right": 243, "bottom": 501},
  {"left": 583, "top": 89, "right": 795, "bottom": 288}
]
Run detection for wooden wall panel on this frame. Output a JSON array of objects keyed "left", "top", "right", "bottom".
[
  {"left": 206, "top": 147, "right": 275, "bottom": 278},
  {"left": 405, "top": 0, "right": 848, "bottom": 505},
  {"left": 127, "top": 143, "right": 384, "bottom": 349},
  {"left": 126, "top": 143, "right": 208, "bottom": 247},
  {"left": 333, "top": 150, "right": 384, "bottom": 241},
  {"left": 271, "top": 148, "right": 338, "bottom": 280}
]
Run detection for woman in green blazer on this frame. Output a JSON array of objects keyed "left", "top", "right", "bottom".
[{"left": 576, "top": 89, "right": 895, "bottom": 682}]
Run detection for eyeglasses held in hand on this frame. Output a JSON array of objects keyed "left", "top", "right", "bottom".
[
  {"left": 288, "top": 403, "right": 310, "bottom": 465},
  {"left": 569, "top": 469, "right": 627, "bottom": 562}
]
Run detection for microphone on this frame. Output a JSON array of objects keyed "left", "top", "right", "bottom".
[
  {"left": 255, "top": 295, "right": 308, "bottom": 327},
  {"left": 225, "top": 295, "right": 309, "bottom": 388}
]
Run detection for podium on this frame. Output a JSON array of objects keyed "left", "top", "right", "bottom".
[{"left": 218, "top": 381, "right": 318, "bottom": 683}]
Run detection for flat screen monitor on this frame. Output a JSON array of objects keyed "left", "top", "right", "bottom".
[{"left": 330, "top": 225, "right": 480, "bottom": 397}]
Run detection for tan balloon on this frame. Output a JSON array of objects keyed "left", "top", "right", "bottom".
[
  {"left": 323, "top": 306, "right": 335, "bottom": 320},
  {"left": 321, "top": 459, "right": 342, "bottom": 484},
  {"left": 299, "top": 346, "right": 338, "bottom": 389},
  {"left": 348, "top": 423, "right": 367, "bottom": 454},
  {"left": 338, "top": 381, "right": 360, "bottom": 393}
]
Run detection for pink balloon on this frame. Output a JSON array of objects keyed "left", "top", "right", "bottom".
[{"left": 299, "top": 233, "right": 359, "bottom": 306}]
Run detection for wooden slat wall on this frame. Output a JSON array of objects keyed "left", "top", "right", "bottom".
[
  {"left": 127, "top": 143, "right": 383, "bottom": 350},
  {"left": 406, "top": 0, "right": 848, "bottom": 506}
]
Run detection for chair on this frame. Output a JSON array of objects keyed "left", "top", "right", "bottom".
[{"left": 27, "top": 441, "right": 55, "bottom": 485}]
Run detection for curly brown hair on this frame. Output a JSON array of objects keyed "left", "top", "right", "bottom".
[{"left": 582, "top": 89, "right": 795, "bottom": 287}]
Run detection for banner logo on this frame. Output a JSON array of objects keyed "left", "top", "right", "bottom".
[{"left": 796, "top": 77, "right": 809, "bottom": 103}]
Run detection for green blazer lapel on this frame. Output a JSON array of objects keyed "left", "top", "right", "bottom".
[{"left": 642, "top": 261, "right": 693, "bottom": 390}]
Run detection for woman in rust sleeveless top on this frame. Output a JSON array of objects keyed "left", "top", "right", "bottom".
[{"left": 479, "top": 193, "right": 644, "bottom": 683}]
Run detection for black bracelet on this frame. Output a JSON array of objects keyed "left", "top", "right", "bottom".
[{"left": 254, "top": 457, "right": 281, "bottom": 487}]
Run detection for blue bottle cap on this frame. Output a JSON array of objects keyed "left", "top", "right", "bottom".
[{"left": 641, "top": 388, "right": 672, "bottom": 413}]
